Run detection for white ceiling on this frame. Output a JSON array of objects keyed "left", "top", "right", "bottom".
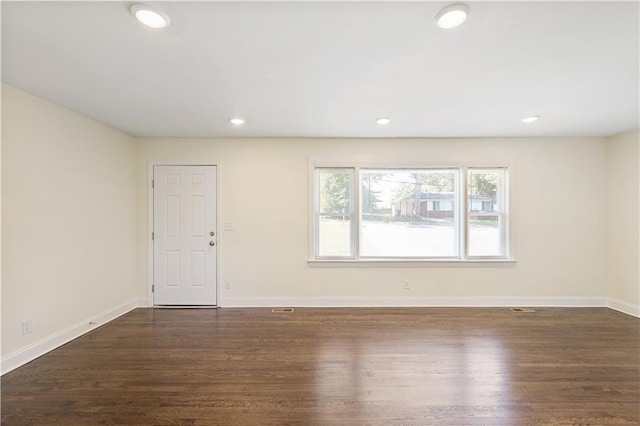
[{"left": 2, "top": 1, "right": 638, "bottom": 138}]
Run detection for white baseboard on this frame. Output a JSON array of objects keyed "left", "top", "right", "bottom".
[
  {"left": 607, "top": 297, "right": 640, "bottom": 318},
  {"left": 1, "top": 298, "right": 138, "bottom": 375},
  {"left": 221, "top": 296, "right": 607, "bottom": 308}
]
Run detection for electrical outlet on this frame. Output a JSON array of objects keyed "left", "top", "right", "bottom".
[
  {"left": 224, "top": 223, "right": 234, "bottom": 231},
  {"left": 22, "top": 319, "right": 33, "bottom": 335},
  {"left": 224, "top": 280, "right": 231, "bottom": 290},
  {"left": 403, "top": 280, "right": 410, "bottom": 290}
]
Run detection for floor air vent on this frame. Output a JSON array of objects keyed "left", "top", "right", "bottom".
[
  {"left": 272, "top": 308, "right": 294, "bottom": 313},
  {"left": 510, "top": 307, "right": 536, "bottom": 313}
]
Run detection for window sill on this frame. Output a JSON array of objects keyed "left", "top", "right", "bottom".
[{"left": 308, "top": 258, "right": 517, "bottom": 267}]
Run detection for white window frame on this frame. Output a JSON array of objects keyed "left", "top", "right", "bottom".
[
  {"left": 309, "top": 162, "right": 514, "bottom": 264},
  {"left": 465, "top": 167, "right": 510, "bottom": 260},
  {"left": 313, "top": 167, "right": 356, "bottom": 259}
]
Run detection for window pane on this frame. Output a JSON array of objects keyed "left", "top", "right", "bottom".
[
  {"left": 361, "top": 170, "right": 457, "bottom": 257},
  {"left": 467, "top": 168, "right": 507, "bottom": 258},
  {"left": 468, "top": 215, "right": 504, "bottom": 257},
  {"left": 468, "top": 170, "right": 500, "bottom": 213},
  {"left": 318, "top": 215, "right": 351, "bottom": 257},
  {"left": 318, "top": 170, "right": 351, "bottom": 214}
]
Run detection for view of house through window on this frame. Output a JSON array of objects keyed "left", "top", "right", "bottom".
[
  {"left": 313, "top": 166, "right": 509, "bottom": 260},
  {"left": 361, "top": 170, "right": 458, "bottom": 257}
]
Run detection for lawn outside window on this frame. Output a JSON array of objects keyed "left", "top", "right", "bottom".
[{"left": 310, "top": 164, "right": 512, "bottom": 263}]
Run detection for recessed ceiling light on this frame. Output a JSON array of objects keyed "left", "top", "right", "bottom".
[
  {"left": 130, "top": 4, "right": 170, "bottom": 29},
  {"left": 521, "top": 115, "right": 540, "bottom": 123},
  {"left": 376, "top": 117, "right": 391, "bottom": 126},
  {"left": 230, "top": 117, "right": 246, "bottom": 126},
  {"left": 435, "top": 4, "right": 470, "bottom": 29}
]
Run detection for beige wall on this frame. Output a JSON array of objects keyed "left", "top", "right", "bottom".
[
  {"left": 136, "top": 136, "right": 607, "bottom": 306},
  {"left": 1, "top": 84, "right": 137, "bottom": 357},
  {"left": 605, "top": 130, "right": 640, "bottom": 314}
]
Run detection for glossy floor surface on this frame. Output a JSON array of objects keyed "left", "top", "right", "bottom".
[{"left": 2, "top": 308, "right": 639, "bottom": 425}]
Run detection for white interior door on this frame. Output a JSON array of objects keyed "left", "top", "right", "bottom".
[{"left": 153, "top": 165, "right": 217, "bottom": 305}]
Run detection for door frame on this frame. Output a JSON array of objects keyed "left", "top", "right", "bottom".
[{"left": 147, "top": 161, "right": 220, "bottom": 307}]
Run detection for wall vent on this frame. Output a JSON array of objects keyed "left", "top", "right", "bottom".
[
  {"left": 510, "top": 307, "right": 536, "bottom": 313},
  {"left": 272, "top": 308, "right": 294, "bottom": 313}
]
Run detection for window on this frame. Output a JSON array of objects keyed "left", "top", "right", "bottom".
[
  {"left": 361, "top": 169, "right": 459, "bottom": 258},
  {"left": 467, "top": 168, "right": 508, "bottom": 258},
  {"left": 312, "top": 165, "right": 510, "bottom": 261},
  {"left": 314, "top": 168, "right": 354, "bottom": 257}
]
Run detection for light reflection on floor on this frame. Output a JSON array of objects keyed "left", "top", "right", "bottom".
[{"left": 314, "top": 333, "right": 511, "bottom": 423}]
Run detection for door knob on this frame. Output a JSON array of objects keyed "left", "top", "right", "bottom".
[{"left": 209, "top": 241, "right": 215, "bottom": 246}]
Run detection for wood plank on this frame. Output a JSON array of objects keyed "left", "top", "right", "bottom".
[{"left": 2, "top": 307, "right": 638, "bottom": 425}]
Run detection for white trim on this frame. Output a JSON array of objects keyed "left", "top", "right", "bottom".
[
  {"left": 1, "top": 299, "right": 138, "bottom": 375},
  {"left": 309, "top": 161, "right": 513, "bottom": 262},
  {"left": 466, "top": 167, "right": 509, "bottom": 258},
  {"left": 307, "top": 161, "right": 315, "bottom": 261},
  {"left": 606, "top": 297, "right": 640, "bottom": 318},
  {"left": 147, "top": 163, "right": 154, "bottom": 306},
  {"left": 308, "top": 259, "right": 516, "bottom": 266},
  {"left": 221, "top": 296, "right": 606, "bottom": 308},
  {"left": 311, "top": 167, "right": 356, "bottom": 259},
  {"left": 353, "top": 168, "right": 359, "bottom": 258},
  {"left": 147, "top": 161, "right": 220, "bottom": 307},
  {"left": 457, "top": 168, "right": 465, "bottom": 258}
]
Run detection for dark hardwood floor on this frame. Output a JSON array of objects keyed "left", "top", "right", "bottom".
[{"left": 2, "top": 307, "right": 638, "bottom": 425}]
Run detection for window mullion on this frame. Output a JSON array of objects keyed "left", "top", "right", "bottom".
[
  {"left": 461, "top": 166, "right": 468, "bottom": 260},
  {"left": 313, "top": 171, "right": 320, "bottom": 258},
  {"left": 353, "top": 167, "right": 360, "bottom": 260}
]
